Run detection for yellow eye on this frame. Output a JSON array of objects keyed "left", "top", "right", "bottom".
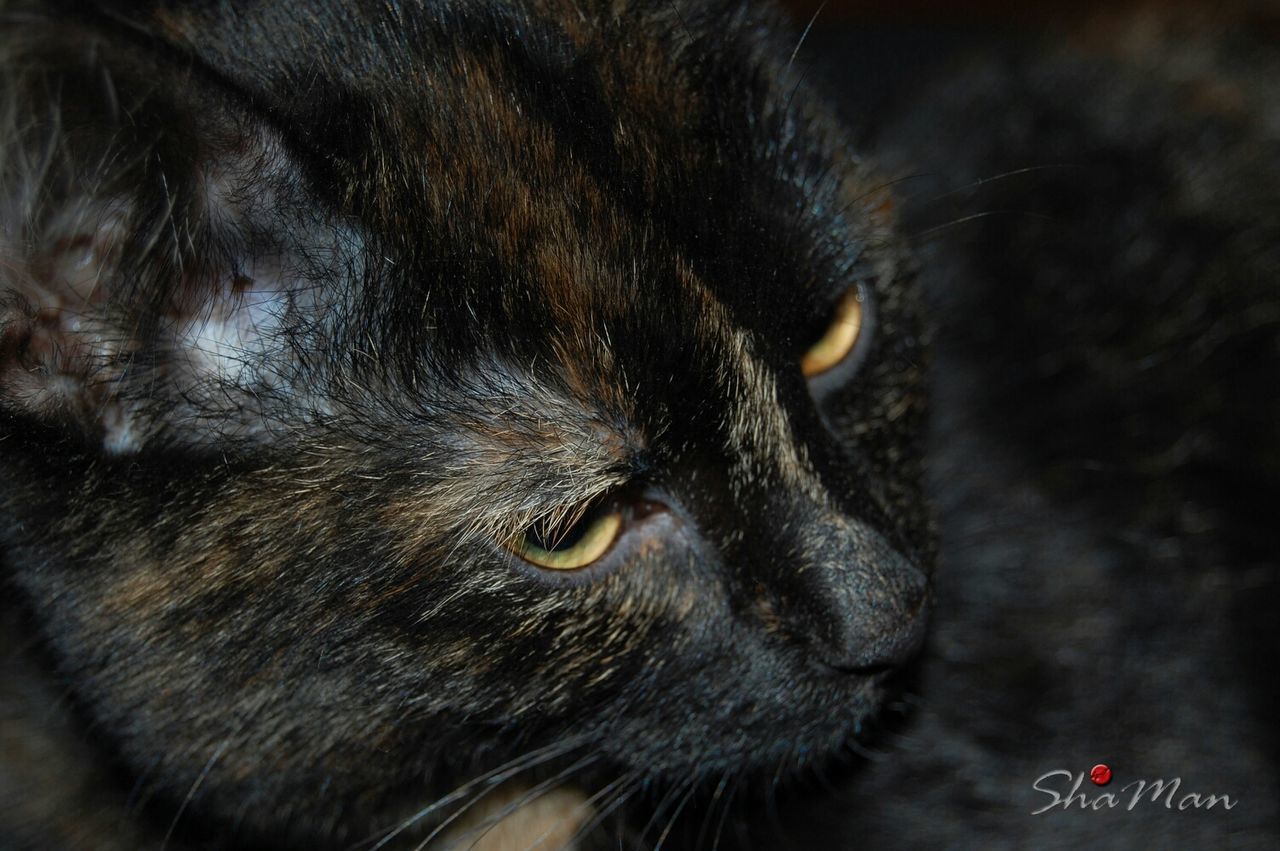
[
  {"left": 801, "top": 289, "right": 864, "bottom": 378},
  {"left": 508, "top": 507, "right": 624, "bottom": 571}
]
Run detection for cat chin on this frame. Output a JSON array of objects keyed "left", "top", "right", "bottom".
[{"left": 580, "top": 671, "right": 907, "bottom": 786}]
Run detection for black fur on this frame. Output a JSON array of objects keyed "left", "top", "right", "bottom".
[{"left": 1, "top": 1, "right": 1276, "bottom": 849}]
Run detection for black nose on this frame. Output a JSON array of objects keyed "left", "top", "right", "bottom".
[{"left": 783, "top": 515, "right": 931, "bottom": 672}]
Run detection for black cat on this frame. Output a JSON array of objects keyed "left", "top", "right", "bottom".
[
  {"left": 1, "top": 1, "right": 928, "bottom": 847},
  {"left": 1, "top": 1, "right": 1276, "bottom": 849}
]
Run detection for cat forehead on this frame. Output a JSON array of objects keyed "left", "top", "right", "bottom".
[
  {"left": 121, "top": 0, "right": 880, "bottom": 431},
  {"left": 149, "top": 6, "right": 856, "bottom": 353},
  {"left": 136, "top": 0, "right": 838, "bottom": 247}
]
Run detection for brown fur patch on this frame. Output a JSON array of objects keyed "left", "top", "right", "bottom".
[{"left": 441, "top": 782, "right": 593, "bottom": 851}]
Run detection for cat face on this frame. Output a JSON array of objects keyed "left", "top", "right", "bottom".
[{"left": 0, "top": 0, "right": 931, "bottom": 843}]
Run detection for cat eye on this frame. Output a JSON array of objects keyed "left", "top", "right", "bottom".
[
  {"left": 507, "top": 504, "right": 625, "bottom": 571},
  {"left": 801, "top": 289, "right": 864, "bottom": 378}
]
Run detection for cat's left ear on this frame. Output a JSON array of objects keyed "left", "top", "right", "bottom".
[{"left": 0, "top": 22, "right": 348, "bottom": 452}]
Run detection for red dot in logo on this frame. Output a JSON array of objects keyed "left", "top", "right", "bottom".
[{"left": 1090, "top": 764, "right": 1113, "bottom": 786}]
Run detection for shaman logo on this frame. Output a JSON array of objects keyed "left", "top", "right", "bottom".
[{"left": 1031, "top": 764, "right": 1238, "bottom": 815}]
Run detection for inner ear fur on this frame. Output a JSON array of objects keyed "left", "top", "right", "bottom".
[{"left": 0, "top": 18, "right": 323, "bottom": 453}]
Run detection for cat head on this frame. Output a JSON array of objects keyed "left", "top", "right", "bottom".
[{"left": 0, "top": 0, "right": 931, "bottom": 842}]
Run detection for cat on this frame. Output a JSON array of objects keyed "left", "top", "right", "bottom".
[
  {"left": 0, "top": 1, "right": 933, "bottom": 848},
  {"left": 3, "top": 1, "right": 1278, "bottom": 849}
]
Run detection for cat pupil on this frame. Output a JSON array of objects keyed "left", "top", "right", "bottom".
[
  {"left": 527, "top": 514, "right": 592, "bottom": 552},
  {"left": 511, "top": 502, "right": 627, "bottom": 571}
]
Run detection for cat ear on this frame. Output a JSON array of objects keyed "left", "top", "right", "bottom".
[
  {"left": 0, "top": 184, "right": 302, "bottom": 453},
  {"left": 0, "top": 31, "right": 341, "bottom": 452}
]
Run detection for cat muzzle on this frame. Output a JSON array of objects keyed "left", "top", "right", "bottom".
[{"left": 787, "top": 517, "right": 931, "bottom": 673}]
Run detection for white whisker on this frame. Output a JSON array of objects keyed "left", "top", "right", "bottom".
[{"left": 361, "top": 735, "right": 589, "bottom": 851}]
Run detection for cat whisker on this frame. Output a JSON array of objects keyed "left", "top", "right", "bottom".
[
  {"left": 654, "top": 775, "right": 700, "bottom": 851},
  {"left": 913, "top": 164, "right": 1085, "bottom": 207},
  {"left": 710, "top": 772, "right": 744, "bottom": 851},
  {"left": 124, "top": 754, "right": 164, "bottom": 816},
  {"left": 361, "top": 735, "right": 589, "bottom": 851},
  {"left": 787, "top": 1, "right": 830, "bottom": 70},
  {"left": 693, "top": 767, "right": 733, "bottom": 851},
  {"left": 783, "top": 61, "right": 814, "bottom": 127},
  {"left": 635, "top": 770, "right": 695, "bottom": 847},
  {"left": 441, "top": 752, "right": 600, "bottom": 851},
  {"left": 770, "top": 748, "right": 790, "bottom": 794},
  {"left": 159, "top": 735, "right": 234, "bottom": 851},
  {"left": 911, "top": 210, "right": 1058, "bottom": 241},
  {"left": 843, "top": 736, "right": 889, "bottom": 762},
  {"left": 663, "top": 1, "right": 695, "bottom": 47},
  {"left": 836, "top": 171, "right": 937, "bottom": 221},
  {"left": 520, "top": 775, "right": 611, "bottom": 851},
  {"left": 763, "top": 752, "right": 789, "bottom": 838},
  {"left": 559, "top": 768, "right": 646, "bottom": 851}
]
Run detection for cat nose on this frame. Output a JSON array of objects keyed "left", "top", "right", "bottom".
[
  {"left": 784, "top": 516, "right": 930, "bottom": 672},
  {"left": 816, "top": 567, "right": 929, "bottom": 672}
]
